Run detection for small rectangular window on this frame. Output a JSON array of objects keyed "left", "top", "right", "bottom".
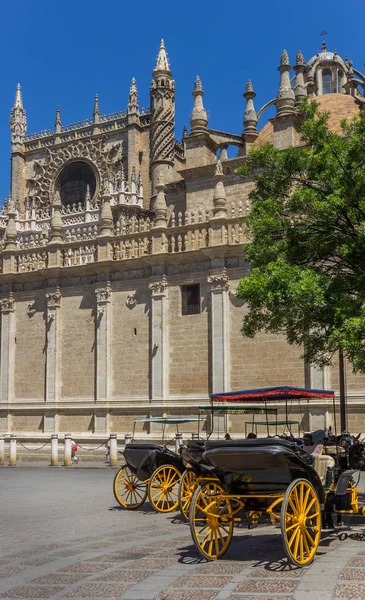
[{"left": 182, "top": 284, "right": 200, "bottom": 316}]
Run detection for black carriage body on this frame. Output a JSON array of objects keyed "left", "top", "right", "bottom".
[
  {"left": 203, "top": 438, "right": 325, "bottom": 509},
  {"left": 124, "top": 443, "right": 184, "bottom": 482},
  {"left": 180, "top": 440, "right": 216, "bottom": 476}
]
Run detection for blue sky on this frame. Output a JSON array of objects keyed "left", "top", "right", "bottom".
[{"left": 0, "top": 0, "right": 364, "bottom": 199}]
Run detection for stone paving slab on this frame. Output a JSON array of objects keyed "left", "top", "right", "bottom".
[{"left": 2, "top": 469, "right": 365, "bottom": 599}]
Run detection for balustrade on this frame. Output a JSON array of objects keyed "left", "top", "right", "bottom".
[
  {"left": 63, "top": 224, "right": 98, "bottom": 243},
  {"left": 62, "top": 244, "right": 97, "bottom": 266},
  {"left": 113, "top": 235, "right": 152, "bottom": 260},
  {"left": 1, "top": 195, "right": 248, "bottom": 272},
  {"left": 17, "top": 251, "right": 48, "bottom": 272}
]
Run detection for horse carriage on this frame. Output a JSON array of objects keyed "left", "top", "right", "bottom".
[
  {"left": 113, "top": 416, "right": 203, "bottom": 513},
  {"left": 187, "top": 386, "right": 365, "bottom": 566},
  {"left": 178, "top": 404, "right": 289, "bottom": 520}
]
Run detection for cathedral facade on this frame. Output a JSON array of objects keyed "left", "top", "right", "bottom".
[{"left": 1, "top": 41, "right": 365, "bottom": 440}]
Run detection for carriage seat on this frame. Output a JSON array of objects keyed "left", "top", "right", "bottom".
[
  {"left": 125, "top": 443, "right": 162, "bottom": 450},
  {"left": 187, "top": 440, "right": 205, "bottom": 449},
  {"left": 205, "top": 438, "right": 295, "bottom": 450},
  {"left": 316, "top": 453, "right": 335, "bottom": 484}
]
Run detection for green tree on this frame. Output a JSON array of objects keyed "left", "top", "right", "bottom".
[{"left": 236, "top": 101, "right": 365, "bottom": 373}]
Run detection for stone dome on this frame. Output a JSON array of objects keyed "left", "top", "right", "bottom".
[{"left": 253, "top": 94, "right": 362, "bottom": 149}]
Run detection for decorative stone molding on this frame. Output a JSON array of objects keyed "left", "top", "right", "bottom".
[
  {"left": 46, "top": 289, "right": 61, "bottom": 308},
  {"left": 149, "top": 277, "right": 168, "bottom": 297},
  {"left": 95, "top": 283, "right": 111, "bottom": 318},
  {"left": 26, "top": 136, "right": 123, "bottom": 213},
  {"left": 126, "top": 293, "right": 137, "bottom": 309},
  {"left": 1, "top": 294, "right": 15, "bottom": 313},
  {"left": 26, "top": 302, "right": 37, "bottom": 317},
  {"left": 207, "top": 271, "right": 230, "bottom": 292},
  {"left": 95, "top": 284, "right": 112, "bottom": 304}
]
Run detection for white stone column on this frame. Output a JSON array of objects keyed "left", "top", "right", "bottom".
[
  {"left": 64, "top": 433, "right": 72, "bottom": 467},
  {"left": 149, "top": 276, "right": 169, "bottom": 402},
  {"left": 0, "top": 434, "right": 4, "bottom": 466},
  {"left": 95, "top": 283, "right": 112, "bottom": 403},
  {"left": 207, "top": 269, "right": 230, "bottom": 394},
  {"left": 109, "top": 433, "right": 118, "bottom": 467},
  {"left": 45, "top": 288, "right": 62, "bottom": 403},
  {"left": 9, "top": 434, "right": 16, "bottom": 467},
  {"left": 0, "top": 294, "right": 15, "bottom": 403},
  {"left": 51, "top": 433, "right": 58, "bottom": 467}
]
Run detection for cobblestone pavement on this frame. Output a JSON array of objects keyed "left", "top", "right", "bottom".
[{"left": 2, "top": 469, "right": 365, "bottom": 599}]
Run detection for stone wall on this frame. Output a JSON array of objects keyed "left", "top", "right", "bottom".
[
  {"left": 168, "top": 279, "right": 209, "bottom": 396},
  {"left": 14, "top": 294, "right": 46, "bottom": 400},
  {"left": 61, "top": 290, "right": 95, "bottom": 399},
  {"left": 112, "top": 284, "right": 149, "bottom": 400}
]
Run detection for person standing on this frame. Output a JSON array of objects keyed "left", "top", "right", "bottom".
[
  {"left": 105, "top": 438, "right": 111, "bottom": 464},
  {"left": 71, "top": 439, "right": 79, "bottom": 464}
]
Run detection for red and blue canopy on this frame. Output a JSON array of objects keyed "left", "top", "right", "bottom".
[{"left": 211, "top": 386, "right": 335, "bottom": 404}]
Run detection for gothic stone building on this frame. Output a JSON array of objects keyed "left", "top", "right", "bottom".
[{"left": 1, "top": 41, "right": 365, "bottom": 440}]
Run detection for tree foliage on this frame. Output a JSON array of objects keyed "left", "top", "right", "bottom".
[{"left": 236, "top": 100, "right": 365, "bottom": 372}]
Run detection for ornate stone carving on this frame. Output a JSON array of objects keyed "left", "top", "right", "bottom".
[
  {"left": 207, "top": 271, "right": 230, "bottom": 291},
  {"left": 1, "top": 294, "right": 15, "bottom": 313},
  {"left": 26, "top": 136, "right": 123, "bottom": 213},
  {"left": 26, "top": 302, "right": 37, "bottom": 317},
  {"left": 18, "top": 252, "right": 48, "bottom": 272},
  {"left": 1, "top": 293, "right": 15, "bottom": 313},
  {"left": 95, "top": 284, "right": 111, "bottom": 304},
  {"left": 10, "top": 84, "right": 27, "bottom": 145},
  {"left": 150, "top": 42, "right": 175, "bottom": 166},
  {"left": 215, "top": 160, "right": 224, "bottom": 177},
  {"left": 168, "top": 260, "right": 211, "bottom": 275},
  {"left": 46, "top": 289, "right": 61, "bottom": 308},
  {"left": 126, "top": 293, "right": 137, "bottom": 309},
  {"left": 149, "top": 277, "right": 168, "bottom": 296}
]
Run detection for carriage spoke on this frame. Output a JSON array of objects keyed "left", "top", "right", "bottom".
[
  {"left": 288, "top": 526, "right": 300, "bottom": 549},
  {"left": 303, "top": 533, "right": 311, "bottom": 557},
  {"left": 288, "top": 496, "right": 298, "bottom": 516},
  {"left": 286, "top": 521, "right": 299, "bottom": 533},
  {"left": 303, "top": 527, "right": 315, "bottom": 547},
  {"left": 299, "top": 534, "right": 304, "bottom": 562},
  {"left": 304, "top": 497, "right": 316, "bottom": 516}
]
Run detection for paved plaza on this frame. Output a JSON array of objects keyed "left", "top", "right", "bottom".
[{"left": 1, "top": 469, "right": 365, "bottom": 599}]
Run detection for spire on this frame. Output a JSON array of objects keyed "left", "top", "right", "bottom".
[
  {"left": 243, "top": 79, "right": 257, "bottom": 134},
  {"left": 276, "top": 50, "right": 295, "bottom": 116},
  {"left": 150, "top": 39, "right": 175, "bottom": 195},
  {"left": 190, "top": 76, "right": 208, "bottom": 132},
  {"left": 55, "top": 106, "right": 62, "bottom": 133},
  {"left": 10, "top": 83, "right": 27, "bottom": 145},
  {"left": 14, "top": 83, "right": 23, "bottom": 109},
  {"left": 50, "top": 191, "right": 63, "bottom": 243},
  {"left": 153, "top": 39, "right": 171, "bottom": 75},
  {"left": 182, "top": 124, "right": 188, "bottom": 139},
  {"left": 128, "top": 77, "right": 139, "bottom": 115},
  {"left": 212, "top": 160, "right": 227, "bottom": 219},
  {"left": 295, "top": 50, "right": 305, "bottom": 66},
  {"left": 93, "top": 94, "right": 100, "bottom": 123},
  {"left": 153, "top": 173, "right": 167, "bottom": 228},
  {"left": 321, "top": 39, "right": 327, "bottom": 52},
  {"left": 294, "top": 50, "right": 306, "bottom": 106}
]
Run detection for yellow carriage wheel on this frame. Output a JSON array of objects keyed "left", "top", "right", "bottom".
[
  {"left": 190, "top": 481, "right": 234, "bottom": 560},
  {"left": 113, "top": 465, "right": 148, "bottom": 509},
  {"left": 148, "top": 464, "right": 182, "bottom": 513},
  {"left": 281, "top": 478, "right": 321, "bottom": 567},
  {"left": 178, "top": 469, "right": 198, "bottom": 521}
]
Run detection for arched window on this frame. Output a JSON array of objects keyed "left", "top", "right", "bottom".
[
  {"left": 338, "top": 70, "right": 344, "bottom": 93},
  {"left": 322, "top": 69, "right": 332, "bottom": 94}
]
